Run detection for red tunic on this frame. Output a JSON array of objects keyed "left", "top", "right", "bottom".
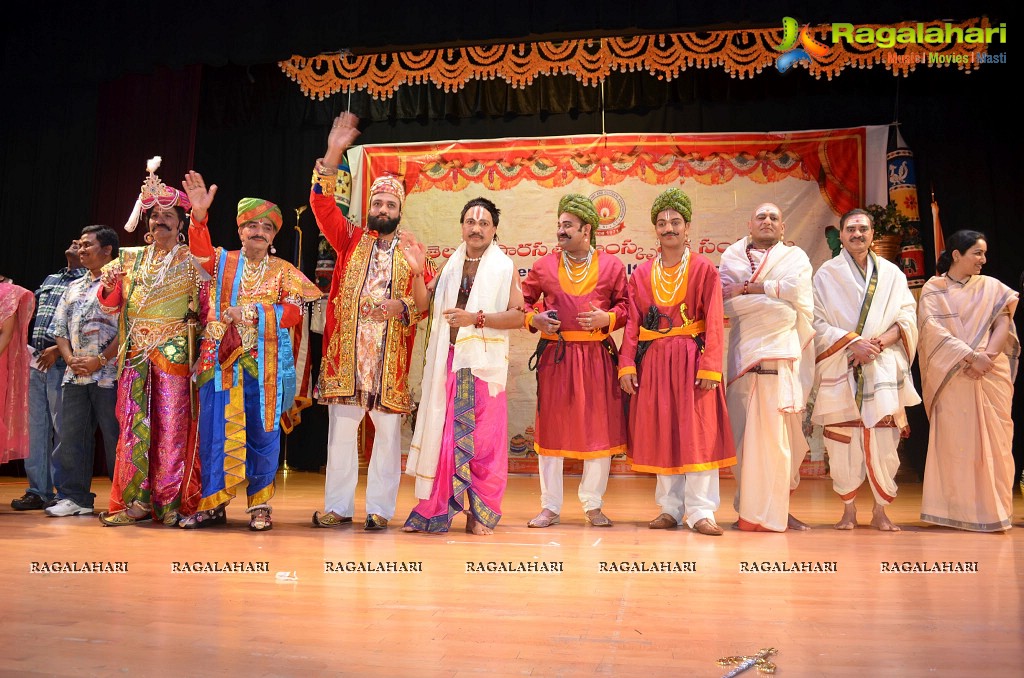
[
  {"left": 310, "top": 187, "right": 426, "bottom": 413},
  {"left": 521, "top": 251, "right": 628, "bottom": 459},
  {"left": 618, "top": 254, "right": 736, "bottom": 474}
]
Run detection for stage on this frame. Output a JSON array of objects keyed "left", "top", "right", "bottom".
[{"left": 1, "top": 471, "right": 1020, "bottom": 677}]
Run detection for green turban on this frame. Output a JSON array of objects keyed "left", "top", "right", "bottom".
[
  {"left": 237, "top": 197, "right": 283, "bottom": 231},
  {"left": 557, "top": 193, "right": 600, "bottom": 246},
  {"left": 650, "top": 188, "right": 692, "bottom": 224}
]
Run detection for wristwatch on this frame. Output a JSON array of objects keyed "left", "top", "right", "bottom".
[{"left": 98, "top": 354, "right": 108, "bottom": 366}]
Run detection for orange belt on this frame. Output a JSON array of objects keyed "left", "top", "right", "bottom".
[
  {"left": 638, "top": 320, "right": 705, "bottom": 342},
  {"left": 539, "top": 331, "right": 607, "bottom": 342}
]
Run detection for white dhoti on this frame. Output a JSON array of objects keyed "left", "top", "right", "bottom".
[
  {"left": 728, "top": 361, "right": 808, "bottom": 531},
  {"left": 822, "top": 420, "right": 901, "bottom": 505},
  {"left": 811, "top": 251, "right": 921, "bottom": 508},
  {"left": 720, "top": 239, "right": 816, "bottom": 532}
]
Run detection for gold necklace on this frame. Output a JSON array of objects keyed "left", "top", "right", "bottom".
[
  {"left": 240, "top": 255, "right": 269, "bottom": 297},
  {"left": 652, "top": 250, "right": 689, "bottom": 306}
]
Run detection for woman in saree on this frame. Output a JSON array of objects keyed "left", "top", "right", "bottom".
[{"left": 918, "top": 230, "right": 1019, "bottom": 532}]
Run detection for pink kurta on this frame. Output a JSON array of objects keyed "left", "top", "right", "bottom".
[
  {"left": 521, "top": 251, "right": 628, "bottom": 459},
  {"left": 0, "top": 283, "right": 34, "bottom": 463},
  {"left": 618, "top": 255, "right": 736, "bottom": 474}
]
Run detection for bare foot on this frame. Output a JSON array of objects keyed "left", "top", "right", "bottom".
[
  {"left": 465, "top": 512, "right": 494, "bottom": 535},
  {"left": 787, "top": 514, "right": 811, "bottom": 531},
  {"left": 401, "top": 526, "right": 419, "bottom": 533},
  {"left": 834, "top": 502, "right": 857, "bottom": 530},
  {"left": 870, "top": 506, "right": 901, "bottom": 532}
]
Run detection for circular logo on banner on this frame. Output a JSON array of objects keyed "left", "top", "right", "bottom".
[{"left": 590, "top": 190, "right": 627, "bottom": 236}]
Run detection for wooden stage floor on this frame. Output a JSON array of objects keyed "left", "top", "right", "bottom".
[{"left": 1, "top": 471, "right": 1021, "bottom": 677}]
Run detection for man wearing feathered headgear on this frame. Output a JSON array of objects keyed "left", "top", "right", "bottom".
[
  {"left": 308, "top": 112, "right": 434, "bottom": 532},
  {"left": 95, "top": 157, "right": 204, "bottom": 527}
]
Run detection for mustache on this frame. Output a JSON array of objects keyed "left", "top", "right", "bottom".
[{"left": 248, "top": 235, "right": 269, "bottom": 243}]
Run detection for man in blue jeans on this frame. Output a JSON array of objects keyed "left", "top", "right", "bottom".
[
  {"left": 11, "top": 239, "right": 85, "bottom": 510},
  {"left": 46, "top": 225, "right": 121, "bottom": 517}
]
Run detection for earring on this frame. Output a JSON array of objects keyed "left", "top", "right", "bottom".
[
  {"left": 144, "top": 232, "right": 154, "bottom": 244},
  {"left": 178, "top": 232, "right": 186, "bottom": 244},
  {"left": 270, "top": 245, "right": 277, "bottom": 255}
]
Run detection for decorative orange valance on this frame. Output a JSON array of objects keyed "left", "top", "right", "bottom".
[{"left": 280, "top": 18, "right": 995, "bottom": 100}]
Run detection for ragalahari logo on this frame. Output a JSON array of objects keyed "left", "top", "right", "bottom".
[{"left": 775, "top": 17, "right": 831, "bottom": 72}]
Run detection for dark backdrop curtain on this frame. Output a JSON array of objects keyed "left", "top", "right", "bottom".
[
  {"left": 92, "top": 67, "right": 203, "bottom": 245},
  {"left": 3, "top": 53, "right": 1020, "bottom": 479}
]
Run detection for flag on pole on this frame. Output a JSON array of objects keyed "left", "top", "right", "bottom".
[
  {"left": 887, "top": 127, "right": 925, "bottom": 293},
  {"left": 282, "top": 204, "right": 316, "bottom": 434},
  {"left": 931, "top": 186, "right": 946, "bottom": 264}
]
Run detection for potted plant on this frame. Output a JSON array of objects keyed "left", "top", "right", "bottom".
[{"left": 865, "top": 202, "right": 910, "bottom": 262}]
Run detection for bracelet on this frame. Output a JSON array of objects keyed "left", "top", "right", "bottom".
[
  {"left": 742, "top": 280, "right": 750, "bottom": 295},
  {"left": 311, "top": 160, "right": 339, "bottom": 196},
  {"left": 98, "top": 354, "right": 108, "bottom": 367},
  {"left": 314, "top": 158, "right": 339, "bottom": 176},
  {"left": 474, "top": 310, "right": 486, "bottom": 328}
]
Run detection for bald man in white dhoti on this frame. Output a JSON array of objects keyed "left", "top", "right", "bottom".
[{"left": 721, "top": 203, "right": 815, "bottom": 532}]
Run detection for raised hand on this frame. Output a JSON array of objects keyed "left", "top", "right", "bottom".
[
  {"left": 324, "top": 113, "right": 361, "bottom": 166},
  {"left": 182, "top": 170, "right": 218, "bottom": 222},
  {"left": 398, "top": 231, "right": 426, "bottom": 274}
]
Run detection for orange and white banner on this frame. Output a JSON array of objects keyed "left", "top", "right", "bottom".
[{"left": 346, "top": 127, "right": 888, "bottom": 471}]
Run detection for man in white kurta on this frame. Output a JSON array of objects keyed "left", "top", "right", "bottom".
[
  {"left": 811, "top": 209, "right": 920, "bottom": 531},
  {"left": 721, "top": 203, "right": 815, "bottom": 532}
]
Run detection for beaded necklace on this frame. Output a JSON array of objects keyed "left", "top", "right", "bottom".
[
  {"left": 561, "top": 247, "right": 594, "bottom": 285},
  {"left": 240, "top": 254, "right": 269, "bottom": 297},
  {"left": 652, "top": 248, "right": 689, "bottom": 306}
]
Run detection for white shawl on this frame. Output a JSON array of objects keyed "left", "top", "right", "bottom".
[
  {"left": 405, "top": 241, "right": 514, "bottom": 499},
  {"left": 811, "top": 251, "right": 920, "bottom": 427},
  {"left": 720, "top": 238, "right": 816, "bottom": 412}
]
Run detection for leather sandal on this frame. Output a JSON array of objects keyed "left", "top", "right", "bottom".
[
  {"left": 648, "top": 513, "right": 678, "bottom": 529},
  {"left": 527, "top": 510, "right": 560, "bottom": 528},
  {"left": 312, "top": 510, "right": 353, "bottom": 528},
  {"left": 98, "top": 500, "right": 153, "bottom": 527},
  {"left": 692, "top": 517, "right": 724, "bottom": 536},
  {"left": 247, "top": 505, "right": 273, "bottom": 531},
  {"left": 585, "top": 509, "right": 613, "bottom": 527}
]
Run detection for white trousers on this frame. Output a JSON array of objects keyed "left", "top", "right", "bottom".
[
  {"left": 655, "top": 469, "right": 720, "bottom": 527},
  {"left": 325, "top": 404, "right": 403, "bottom": 519},
  {"left": 537, "top": 455, "right": 611, "bottom": 513}
]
